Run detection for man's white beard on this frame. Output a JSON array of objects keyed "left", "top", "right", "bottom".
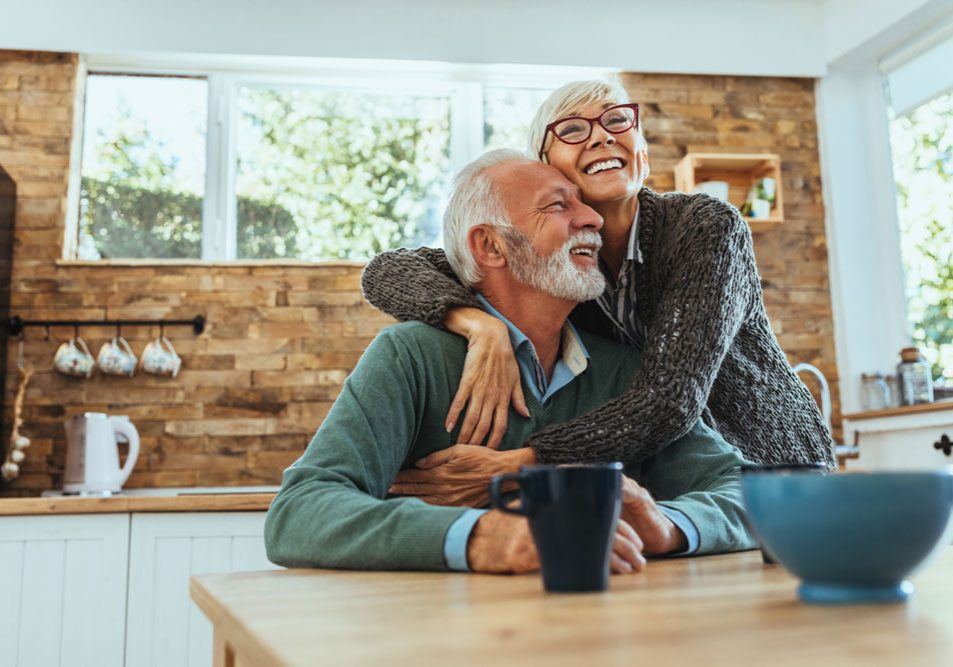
[{"left": 503, "top": 229, "right": 606, "bottom": 302}]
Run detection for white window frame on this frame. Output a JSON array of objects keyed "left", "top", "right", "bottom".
[{"left": 68, "top": 53, "right": 609, "bottom": 263}]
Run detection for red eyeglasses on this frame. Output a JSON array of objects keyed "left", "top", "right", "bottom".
[{"left": 538, "top": 103, "right": 640, "bottom": 160}]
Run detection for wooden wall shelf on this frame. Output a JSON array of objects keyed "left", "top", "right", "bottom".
[{"left": 674, "top": 153, "right": 783, "bottom": 232}]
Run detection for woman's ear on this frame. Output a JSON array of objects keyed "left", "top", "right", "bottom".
[{"left": 468, "top": 225, "right": 507, "bottom": 270}]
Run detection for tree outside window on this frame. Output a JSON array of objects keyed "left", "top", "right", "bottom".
[{"left": 889, "top": 90, "right": 953, "bottom": 381}]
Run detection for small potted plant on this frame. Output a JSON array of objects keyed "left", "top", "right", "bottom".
[{"left": 740, "top": 177, "right": 776, "bottom": 218}]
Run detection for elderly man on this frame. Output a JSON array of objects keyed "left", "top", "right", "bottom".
[{"left": 265, "top": 150, "right": 755, "bottom": 573}]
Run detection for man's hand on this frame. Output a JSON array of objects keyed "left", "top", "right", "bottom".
[
  {"left": 620, "top": 476, "right": 688, "bottom": 555},
  {"left": 389, "top": 445, "right": 536, "bottom": 507},
  {"left": 467, "top": 510, "right": 647, "bottom": 575},
  {"left": 466, "top": 511, "right": 539, "bottom": 573}
]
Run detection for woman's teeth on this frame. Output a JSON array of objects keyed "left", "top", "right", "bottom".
[{"left": 584, "top": 159, "right": 623, "bottom": 175}]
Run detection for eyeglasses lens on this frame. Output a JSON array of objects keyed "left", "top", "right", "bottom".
[{"left": 552, "top": 106, "right": 637, "bottom": 145}]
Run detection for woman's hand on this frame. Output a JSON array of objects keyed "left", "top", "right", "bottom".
[
  {"left": 389, "top": 445, "right": 536, "bottom": 507},
  {"left": 444, "top": 307, "right": 530, "bottom": 449}
]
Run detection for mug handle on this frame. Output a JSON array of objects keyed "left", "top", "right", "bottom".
[
  {"left": 159, "top": 335, "right": 178, "bottom": 358},
  {"left": 117, "top": 336, "right": 135, "bottom": 357},
  {"left": 489, "top": 472, "right": 531, "bottom": 516},
  {"left": 74, "top": 336, "right": 92, "bottom": 357}
]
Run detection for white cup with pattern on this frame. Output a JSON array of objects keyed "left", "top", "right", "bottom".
[
  {"left": 53, "top": 336, "right": 96, "bottom": 378},
  {"left": 97, "top": 336, "right": 138, "bottom": 377},
  {"left": 140, "top": 335, "right": 181, "bottom": 377}
]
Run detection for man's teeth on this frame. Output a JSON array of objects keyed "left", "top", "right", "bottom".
[
  {"left": 570, "top": 248, "right": 594, "bottom": 256},
  {"left": 584, "top": 159, "right": 623, "bottom": 175}
]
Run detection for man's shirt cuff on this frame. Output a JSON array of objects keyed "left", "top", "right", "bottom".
[
  {"left": 658, "top": 505, "right": 700, "bottom": 555},
  {"left": 444, "top": 508, "right": 489, "bottom": 571}
]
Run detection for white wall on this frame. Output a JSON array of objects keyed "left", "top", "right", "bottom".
[
  {"left": 823, "top": 0, "right": 934, "bottom": 63},
  {"left": 1, "top": 0, "right": 829, "bottom": 77}
]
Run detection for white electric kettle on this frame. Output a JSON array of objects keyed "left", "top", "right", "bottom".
[{"left": 63, "top": 412, "right": 140, "bottom": 494}]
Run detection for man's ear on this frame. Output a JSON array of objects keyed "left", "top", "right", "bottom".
[{"left": 468, "top": 225, "right": 507, "bottom": 270}]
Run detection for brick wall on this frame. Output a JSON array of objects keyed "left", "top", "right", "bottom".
[{"left": 0, "top": 52, "right": 839, "bottom": 496}]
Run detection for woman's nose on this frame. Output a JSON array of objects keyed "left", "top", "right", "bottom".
[{"left": 587, "top": 124, "right": 615, "bottom": 149}]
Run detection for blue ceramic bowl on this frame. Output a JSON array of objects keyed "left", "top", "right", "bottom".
[{"left": 741, "top": 470, "right": 953, "bottom": 604}]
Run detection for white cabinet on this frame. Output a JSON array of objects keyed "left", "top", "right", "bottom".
[
  {"left": 0, "top": 510, "right": 276, "bottom": 667},
  {"left": 0, "top": 514, "right": 129, "bottom": 667},
  {"left": 125, "top": 512, "right": 278, "bottom": 667},
  {"left": 844, "top": 404, "right": 953, "bottom": 471}
]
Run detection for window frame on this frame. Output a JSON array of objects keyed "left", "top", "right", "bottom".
[{"left": 70, "top": 53, "right": 608, "bottom": 263}]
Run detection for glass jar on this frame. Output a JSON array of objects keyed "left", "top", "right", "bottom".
[
  {"left": 896, "top": 347, "right": 934, "bottom": 406},
  {"left": 861, "top": 372, "right": 891, "bottom": 411}
]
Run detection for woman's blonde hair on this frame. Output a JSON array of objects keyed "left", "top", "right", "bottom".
[{"left": 528, "top": 78, "right": 648, "bottom": 163}]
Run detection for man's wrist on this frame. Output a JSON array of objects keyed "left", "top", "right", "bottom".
[
  {"left": 666, "top": 521, "right": 689, "bottom": 554},
  {"left": 466, "top": 511, "right": 499, "bottom": 573},
  {"left": 502, "top": 447, "right": 536, "bottom": 473}
]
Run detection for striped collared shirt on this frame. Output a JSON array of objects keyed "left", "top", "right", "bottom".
[{"left": 595, "top": 207, "right": 647, "bottom": 348}]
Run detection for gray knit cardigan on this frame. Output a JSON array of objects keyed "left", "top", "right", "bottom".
[{"left": 360, "top": 188, "right": 834, "bottom": 467}]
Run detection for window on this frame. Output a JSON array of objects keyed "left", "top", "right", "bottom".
[
  {"left": 235, "top": 86, "right": 450, "bottom": 260},
  {"left": 888, "top": 91, "right": 953, "bottom": 381},
  {"left": 79, "top": 74, "right": 208, "bottom": 259},
  {"left": 483, "top": 87, "right": 552, "bottom": 153},
  {"left": 74, "top": 60, "right": 587, "bottom": 262}
]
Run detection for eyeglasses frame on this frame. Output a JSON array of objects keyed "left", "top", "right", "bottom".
[{"left": 537, "top": 103, "right": 640, "bottom": 161}]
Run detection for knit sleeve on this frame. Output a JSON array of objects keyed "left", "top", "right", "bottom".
[
  {"left": 360, "top": 247, "right": 482, "bottom": 327},
  {"left": 530, "top": 201, "right": 757, "bottom": 465}
]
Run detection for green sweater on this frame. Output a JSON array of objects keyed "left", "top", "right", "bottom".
[{"left": 264, "top": 322, "right": 756, "bottom": 571}]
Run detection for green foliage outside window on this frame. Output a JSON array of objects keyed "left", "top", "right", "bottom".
[
  {"left": 80, "top": 179, "right": 298, "bottom": 259},
  {"left": 890, "top": 91, "right": 953, "bottom": 380},
  {"left": 235, "top": 87, "right": 449, "bottom": 260},
  {"left": 79, "top": 84, "right": 450, "bottom": 261}
]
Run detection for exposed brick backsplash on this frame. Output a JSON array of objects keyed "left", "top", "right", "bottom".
[{"left": 0, "top": 52, "right": 839, "bottom": 496}]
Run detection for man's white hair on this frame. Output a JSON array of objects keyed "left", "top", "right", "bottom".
[
  {"left": 528, "top": 78, "right": 649, "bottom": 164},
  {"left": 443, "top": 148, "right": 528, "bottom": 288}
]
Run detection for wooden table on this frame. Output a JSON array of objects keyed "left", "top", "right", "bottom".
[{"left": 192, "top": 547, "right": 953, "bottom": 667}]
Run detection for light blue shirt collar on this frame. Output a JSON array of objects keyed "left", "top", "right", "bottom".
[{"left": 474, "top": 293, "right": 589, "bottom": 405}]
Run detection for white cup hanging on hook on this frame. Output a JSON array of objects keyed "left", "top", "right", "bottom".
[{"left": 97, "top": 324, "right": 138, "bottom": 377}]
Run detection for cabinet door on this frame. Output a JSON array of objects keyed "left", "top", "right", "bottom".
[
  {"left": 846, "top": 424, "right": 953, "bottom": 470},
  {"left": 125, "top": 512, "right": 278, "bottom": 667},
  {"left": 0, "top": 514, "right": 130, "bottom": 667}
]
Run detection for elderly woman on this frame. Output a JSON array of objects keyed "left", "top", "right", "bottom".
[{"left": 361, "top": 79, "right": 832, "bottom": 495}]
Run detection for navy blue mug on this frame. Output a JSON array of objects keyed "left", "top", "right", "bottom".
[{"left": 489, "top": 463, "right": 623, "bottom": 592}]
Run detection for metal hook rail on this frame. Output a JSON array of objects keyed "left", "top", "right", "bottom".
[{"left": 2, "top": 314, "right": 206, "bottom": 337}]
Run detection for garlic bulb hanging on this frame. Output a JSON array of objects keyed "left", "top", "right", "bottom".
[{"left": 3, "top": 363, "right": 33, "bottom": 483}]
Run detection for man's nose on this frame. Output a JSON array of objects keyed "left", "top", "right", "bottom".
[{"left": 574, "top": 203, "right": 604, "bottom": 231}]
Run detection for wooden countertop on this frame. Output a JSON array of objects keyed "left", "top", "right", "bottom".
[
  {"left": 844, "top": 399, "right": 953, "bottom": 421},
  {"left": 192, "top": 547, "right": 953, "bottom": 667},
  {"left": 0, "top": 492, "right": 275, "bottom": 516}
]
